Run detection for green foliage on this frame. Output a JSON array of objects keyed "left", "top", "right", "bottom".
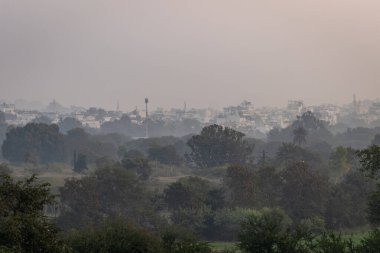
[
  {"left": 210, "top": 208, "right": 259, "bottom": 241},
  {"left": 0, "top": 163, "right": 11, "bottom": 176},
  {"left": 2, "top": 123, "right": 65, "bottom": 163},
  {"left": 63, "top": 128, "right": 121, "bottom": 164},
  {"left": 67, "top": 220, "right": 162, "bottom": 253},
  {"left": 148, "top": 144, "right": 184, "bottom": 166},
  {"left": 268, "top": 111, "right": 332, "bottom": 145},
  {"left": 73, "top": 151, "right": 88, "bottom": 173},
  {"left": 315, "top": 232, "right": 357, "bottom": 253},
  {"left": 280, "top": 162, "right": 329, "bottom": 221},
  {"left": 357, "top": 145, "right": 380, "bottom": 226},
  {"left": 58, "top": 117, "right": 82, "bottom": 134},
  {"left": 164, "top": 176, "right": 213, "bottom": 210},
  {"left": 293, "top": 126, "right": 307, "bottom": 146},
  {"left": 238, "top": 208, "right": 312, "bottom": 253},
  {"left": 325, "top": 171, "right": 375, "bottom": 229},
  {"left": 187, "top": 124, "right": 254, "bottom": 168},
  {"left": 329, "top": 147, "right": 350, "bottom": 182},
  {"left": 253, "top": 166, "right": 283, "bottom": 208},
  {"left": 32, "top": 115, "right": 53, "bottom": 124},
  {"left": 357, "top": 145, "right": 380, "bottom": 180},
  {"left": 58, "top": 166, "right": 155, "bottom": 230},
  {"left": 0, "top": 174, "right": 67, "bottom": 253},
  {"left": 121, "top": 150, "right": 152, "bottom": 180},
  {"left": 224, "top": 165, "right": 255, "bottom": 207},
  {"left": 367, "top": 188, "right": 380, "bottom": 226},
  {"left": 163, "top": 177, "right": 222, "bottom": 235},
  {"left": 161, "top": 227, "right": 212, "bottom": 253},
  {"left": 359, "top": 229, "right": 380, "bottom": 253},
  {"left": 275, "top": 143, "right": 322, "bottom": 169}
]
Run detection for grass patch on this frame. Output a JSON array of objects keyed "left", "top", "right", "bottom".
[{"left": 210, "top": 241, "right": 239, "bottom": 252}]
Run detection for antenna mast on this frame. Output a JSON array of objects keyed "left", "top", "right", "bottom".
[{"left": 145, "top": 98, "right": 149, "bottom": 138}]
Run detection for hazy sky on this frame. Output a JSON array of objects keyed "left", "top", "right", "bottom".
[{"left": 1, "top": 0, "right": 380, "bottom": 110}]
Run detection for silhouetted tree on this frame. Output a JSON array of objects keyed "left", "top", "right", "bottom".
[
  {"left": 186, "top": 125, "right": 254, "bottom": 168},
  {"left": 372, "top": 134, "right": 380, "bottom": 146},
  {"left": 148, "top": 145, "right": 183, "bottom": 166},
  {"left": 121, "top": 150, "right": 152, "bottom": 180},
  {"left": 280, "top": 162, "right": 329, "bottom": 220},
  {"left": 73, "top": 152, "right": 88, "bottom": 173},
  {"left": 293, "top": 126, "right": 307, "bottom": 146},
  {"left": 2, "top": 123, "right": 64, "bottom": 163},
  {"left": 32, "top": 115, "right": 52, "bottom": 124},
  {"left": 58, "top": 117, "right": 82, "bottom": 133},
  {"left": 58, "top": 166, "right": 154, "bottom": 230}
]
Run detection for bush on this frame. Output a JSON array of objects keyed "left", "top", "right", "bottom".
[
  {"left": 359, "top": 229, "right": 380, "bottom": 253},
  {"left": 161, "top": 227, "right": 212, "bottom": 253},
  {"left": 66, "top": 220, "right": 163, "bottom": 253},
  {"left": 209, "top": 208, "right": 259, "bottom": 241},
  {"left": 315, "top": 232, "right": 356, "bottom": 253},
  {"left": 238, "top": 208, "right": 312, "bottom": 253}
]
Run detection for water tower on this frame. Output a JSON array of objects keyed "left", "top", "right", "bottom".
[{"left": 145, "top": 98, "right": 149, "bottom": 138}]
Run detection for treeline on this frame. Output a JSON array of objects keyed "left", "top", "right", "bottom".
[
  {"left": 1, "top": 158, "right": 380, "bottom": 252},
  {"left": 2, "top": 112, "right": 380, "bottom": 252}
]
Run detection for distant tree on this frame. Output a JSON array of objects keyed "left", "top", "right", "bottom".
[
  {"left": 2, "top": 123, "right": 64, "bottom": 163},
  {"left": 254, "top": 166, "right": 283, "bottom": 208},
  {"left": 101, "top": 115, "right": 141, "bottom": 136},
  {"left": 224, "top": 165, "right": 255, "bottom": 207},
  {"left": 73, "top": 151, "right": 88, "bottom": 173},
  {"left": 163, "top": 177, "right": 221, "bottom": 234},
  {"left": 238, "top": 208, "right": 312, "bottom": 253},
  {"left": 186, "top": 124, "right": 254, "bottom": 168},
  {"left": 63, "top": 128, "right": 119, "bottom": 164},
  {"left": 58, "top": 166, "right": 154, "bottom": 230},
  {"left": 161, "top": 227, "right": 212, "bottom": 253},
  {"left": 294, "top": 111, "right": 326, "bottom": 130},
  {"left": 275, "top": 143, "right": 321, "bottom": 168},
  {"left": 0, "top": 163, "right": 11, "bottom": 176},
  {"left": 0, "top": 114, "right": 7, "bottom": 155},
  {"left": 164, "top": 176, "right": 212, "bottom": 211},
  {"left": 66, "top": 219, "right": 163, "bottom": 253},
  {"left": 372, "top": 134, "right": 380, "bottom": 146},
  {"left": 335, "top": 127, "right": 380, "bottom": 149},
  {"left": 268, "top": 111, "right": 332, "bottom": 144},
  {"left": 121, "top": 150, "right": 152, "bottom": 180},
  {"left": 368, "top": 190, "right": 380, "bottom": 226},
  {"left": 280, "top": 162, "right": 329, "bottom": 221},
  {"left": 357, "top": 145, "right": 380, "bottom": 226},
  {"left": 267, "top": 127, "right": 291, "bottom": 143},
  {"left": 58, "top": 117, "right": 82, "bottom": 133},
  {"left": 293, "top": 126, "right": 307, "bottom": 146},
  {"left": 329, "top": 147, "right": 351, "bottom": 183},
  {"left": 0, "top": 112, "right": 6, "bottom": 125},
  {"left": 0, "top": 174, "right": 67, "bottom": 252},
  {"left": 95, "top": 156, "right": 115, "bottom": 169},
  {"left": 148, "top": 145, "right": 184, "bottom": 166},
  {"left": 324, "top": 171, "right": 375, "bottom": 229},
  {"left": 357, "top": 145, "right": 380, "bottom": 180},
  {"left": 32, "top": 115, "right": 53, "bottom": 124}
]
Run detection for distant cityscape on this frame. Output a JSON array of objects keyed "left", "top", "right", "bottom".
[{"left": 1, "top": 95, "right": 380, "bottom": 138}]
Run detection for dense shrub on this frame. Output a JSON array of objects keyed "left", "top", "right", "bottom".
[{"left": 66, "top": 220, "right": 163, "bottom": 253}]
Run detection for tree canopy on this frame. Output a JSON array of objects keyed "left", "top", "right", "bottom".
[{"left": 186, "top": 124, "right": 254, "bottom": 168}]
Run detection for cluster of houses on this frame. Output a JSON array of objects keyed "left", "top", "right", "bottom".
[{"left": 1, "top": 96, "right": 380, "bottom": 137}]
